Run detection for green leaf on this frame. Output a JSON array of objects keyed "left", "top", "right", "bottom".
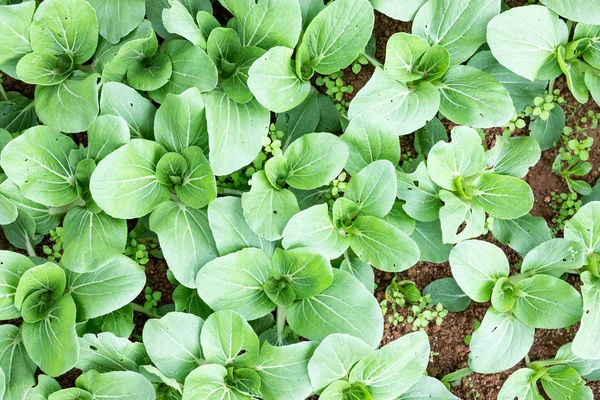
[
  {"left": 349, "top": 68, "right": 440, "bottom": 136},
  {"left": 0, "top": 251, "right": 34, "bottom": 320},
  {"left": 485, "top": 136, "right": 541, "bottom": 178},
  {"left": 2, "top": 210, "right": 41, "bottom": 252},
  {"left": 438, "top": 65, "right": 513, "bottom": 128},
  {"left": 24, "top": 375, "right": 61, "bottom": 400},
  {"left": 221, "top": 46, "right": 265, "bottom": 104},
  {"left": 411, "top": 220, "right": 453, "bottom": 263},
  {"left": 396, "top": 161, "right": 442, "bottom": 222},
  {"left": 0, "top": 1, "right": 35, "bottom": 78},
  {"left": 349, "top": 331, "right": 429, "bottom": 399},
  {"left": 149, "top": 40, "right": 218, "bottom": 103},
  {"left": 442, "top": 193, "right": 483, "bottom": 241},
  {"left": 146, "top": 0, "right": 212, "bottom": 40},
  {"left": 383, "top": 33, "right": 430, "bottom": 82},
  {"left": 93, "top": 305, "right": 135, "bottom": 339},
  {"left": 557, "top": 48, "right": 589, "bottom": 104},
  {"left": 316, "top": 94, "right": 342, "bottom": 132},
  {"left": 65, "top": 254, "right": 145, "bottom": 320},
  {"left": 76, "top": 370, "right": 156, "bottom": 400},
  {"left": 450, "top": 240, "right": 509, "bottom": 302},
  {"left": 491, "top": 214, "right": 553, "bottom": 257},
  {"left": 282, "top": 203, "right": 349, "bottom": 260},
  {"left": 573, "top": 272, "right": 600, "bottom": 360},
  {"left": 90, "top": 139, "right": 169, "bottom": 219},
  {"left": 175, "top": 146, "right": 216, "bottom": 208},
  {"left": 182, "top": 364, "right": 246, "bottom": 400},
  {"left": 0, "top": 324, "right": 37, "bottom": 400},
  {"left": 201, "top": 310, "right": 259, "bottom": 368},
  {"left": 163, "top": 0, "right": 205, "bottom": 47},
  {"left": 487, "top": 5, "right": 568, "bottom": 81},
  {"left": 340, "top": 113, "right": 400, "bottom": 176},
  {"left": 339, "top": 254, "right": 374, "bottom": 292},
  {"left": 539, "top": 0, "right": 600, "bottom": 24},
  {"left": 34, "top": 71, "right": 100, "bottom": 133},
  {"left": 398, "top": 376, "right": 460, "bottom": 400},
  {"left": 575, "top": 24, "right": 600, "bottom": 69},
  {"left": 173, "top": 285, "right": 212, "bottom": 319},
  {"left": 16, "top": 52, "right": 73, "bottom": 86},
  {"left": 1, "top": 126, "right": 77, "bottom": 207},
  {"left": 248, "top": 47, "right": 311, "bottom": 113},
  {"left": 0, "top": 179, "right": 60, "bottom": 235},
  {"left": 87, "top": 0, "right": 144, "bottom": 44},
  {"left": 497, "top": 368, "right": 542, "bottom": 400},
  {"left": 467, "top": 50, "right": 548, "bottom": 113},
  {"left": 383, "top": 201, "right": 416, "bottom": 235},
  {"left": 85, "top": 115, "right": 130, "bottom": 162},
  {"left": 423, "top": 277, "right": 470, "bottom": 312},
  {"left": 468, "top": 308, "right": 534, "bottom": 374},
  {"left": 196, "top": 248, "right": 275, "bottom": 320},
  {"left": 254, "top": 341, "right": 316, "bottom": 400},
  {"left": 349, "top": 215, "right": 420, "bottom": 272},
  {"left": 0, "top": 92, "right": 37, "bottom": 134},
  {"left": 287, "top": 269, "right": 383, "bottom": 347},
  {"left": 143, "top": 312, "right": 204, "bottom": 383},
  {"left": 413, "top": 0, "right": 500, "bottom": 65},
  {"left": 520, "top": 238, "right": 586, "bottom": 277},
  {"left": 470, "top": 173, "right": 534, "bottom": 219},
  {"left": 491, "top": 277, "right": 515, "bottom": 313},
  {"left": 513, "top": 275, "right": 583, "bottom": 329},
  {"left": 204, "top": 91, "right": 269, "bottom": 176},
  {"left": 150, "top": 201, "right": 218, "bottom": 288},
  {"left": 427, "top": 126, "right": 484, "bottom": 191},
  {"left": 16, "top": 263, "right": 65, "bottom": 322},
  {"left": 370, "top": 0, "right": 426, "bottom": 21},
  {"left": 23, "top": 295, "right": 78, "bottom": 377},
  {"left": 100, "top": 82, "right": 157, "bottom": 140},
  {"left": 30, "top": 0, "right": 98, "bottom": 64},
  {"left": 284, "top": 132, "right": 348, "bottom": 190},
  {"left": 222, "top": 0, "right": 302, "bottom": 50},
  {"left": 127, "top": 52, "right": 173, "bottom": 92},
  {"left": 541, "top": 365, "right": 593, "bottom": 400},
  {"left": 345, "top": 160, "right": 397, "bottom": 218},
  {"left": 61, "top": 207, "right": 127, "bottom": 273},
  {"left": 528, "top": 102, "right": 565, "bottom": 153},
  {"left": 77, "top": 332, "right": 149, "bottom": 373},
  {"left": 0, "top": 192, "right": 16, "bottom": 225},
  {"left": 241, "top": 170, "right": 300, "bottom": 240},
  {"left": 154, "top": 88, "right": 208, "bottom": 153},
  {"left": 564, "top": 202, "right": 600, "bottom": 258},
  {"left": 302, "top": 0, "right": 374, "bottom": 74},
  {"left": 93, "top": 20, "right": 154, "bottom": 71},
  {"left": 207, "top": 196, "right": 273, "bottom": 256},
  {"left": 418, "top": 45, "right": 450, "bottom": 81},
  {"left": 556, "top": 343, "right": 600, "bottom": 381},
  {"left": 308, "top": 333, "right": 373, "bottom": 394},
  {"left": 272, "top": 247, "right": 333, "bottom": 299}
]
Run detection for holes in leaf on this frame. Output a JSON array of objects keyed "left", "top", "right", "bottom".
[
  {"left": 90, "top": 345, "right": 98, "bottom": 351},
  {"left": 273, "top": 210, "right": 278, "bottom": 215}
]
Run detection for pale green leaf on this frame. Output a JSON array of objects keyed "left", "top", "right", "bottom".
[
  {"left": 438, "top": 65, "right": 513, "bottom": 128},
  {"left": 77, "top": 332, "right": 149, "bottom": 373},
  {"left": 76, "top": 370, "right": 156, "bottom": 400},
  {"left": 470, "top": 173, "right": 534, "bottom": 219},
  {"left": 573, "top": 272, "right": 600, "bottom": 360},
  {"left": 196, "top": 248, "right": 275, "bottom": 320},
  {"left": 0, "top": 126, "right": 78, "bottom": 207},
  {"left": 0, "top": 324, "right": 37, "bottom": 400},
  {"left": 143, "top": 312, "right": 204, "bottom": 383},
  {"left": 539, "top": 0, "right": 600, "bottom": 24},
  {"left": 341, "top": 113, "right": 400, "bottom": 176},
  {"left": 30, "top": 0, "right": 98, "bottom": 64},
  {"left": 0, "top": 1, "right": 35, "bottom": 77},
  {"left": 497, "top": 368, "right": 542, "bottom": 400},
  {"left": 66, "top": 254, "right": 145, "bottom": 320},
  {"left": 204, "top": 91, "right": 269, "bottom": 176},
  {"left": 384, "top": 33, "right": 430, "bottom": 82},
  {"left": 485, "top": 136, "right": 541, "bottom": 178},
  {"left": 449, "top": 240, "right": 509, "bottom": 302},
  {"left": 90, "top": 139, "right": 170, "bottom": 219},
  {"left": 150, "top": 200, "right": 218, "bottom": 288},
  {"left": 0, "top": 251, "right": 35, "bottom": 320},
  {"left": 349, "top": 68, "right": 440, "bottom": 136},
  {"left": 87, "top": 0, "right": 145, "bottom": 44},
  {"left": 248, "top": 46, "right": 311, "bottom": 113},
  {"left": 287, "top": 269, "right": 383, "bottom": 347},
  {"left": 487, "top": 5, "right": 568, "bottom": 81},
  {"left": 468, "top": 308, "right": 534, "bottom": 374},
  {"left": 100, "top": 82, "right": 157, "bottom": 140}
]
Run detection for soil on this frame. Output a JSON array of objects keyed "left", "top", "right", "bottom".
[{"left": 2, "top": 2, "right": 600, "bottom": 399}]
